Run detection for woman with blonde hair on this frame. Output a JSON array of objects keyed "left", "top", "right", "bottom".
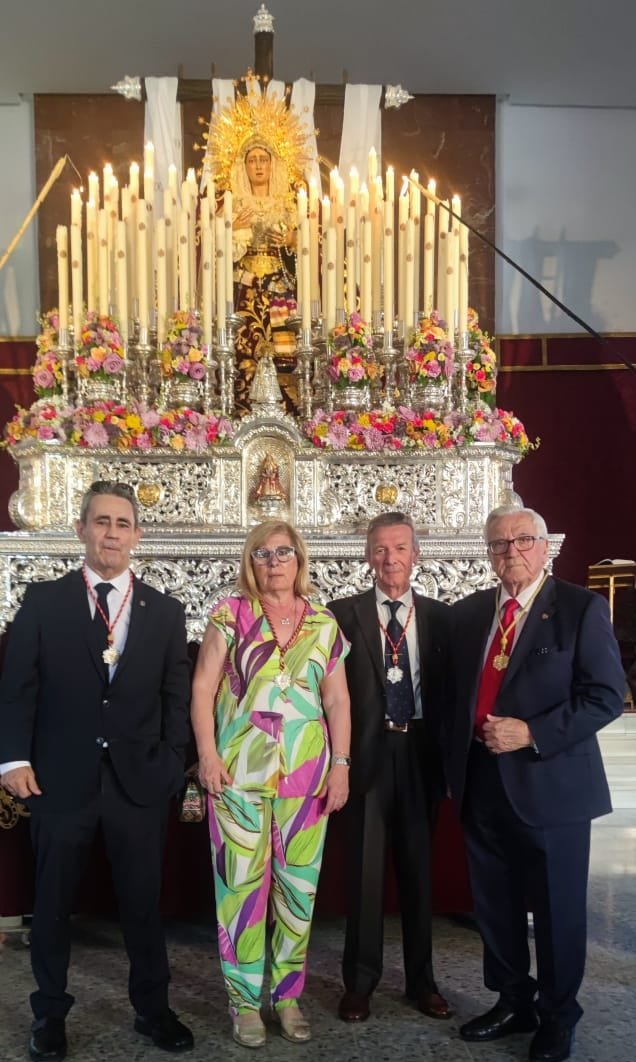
[{"left": 191, "top": 520, "right": 351, "bottom": 1048}]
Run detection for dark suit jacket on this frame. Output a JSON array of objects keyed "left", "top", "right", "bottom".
[
  {"left": 0, "top": 569, "right": 191, "bottom": 811},
  {"left": 330, "top": 587, "right": 451, "bottom": 797},
  {"left": 447, "top": 576, "right": 625, "bottom": 827}
]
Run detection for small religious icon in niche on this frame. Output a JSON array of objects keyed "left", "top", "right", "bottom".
[{"left": 255, "top": 452, "right": 286, "bottom": 502}]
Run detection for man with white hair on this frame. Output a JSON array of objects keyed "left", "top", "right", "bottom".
[{"left": 447, "top": 505, "right": 624, "bottom": 1062}]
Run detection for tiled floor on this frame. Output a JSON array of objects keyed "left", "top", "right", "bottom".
[{"left": 0, "top": 810, "right": 634, "bottom": 1062}]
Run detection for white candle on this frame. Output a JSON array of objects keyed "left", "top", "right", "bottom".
[
  {"left": 70, "top": 223, "right": 83, "bottom": 344},
  {"left": 325, "top": 226, "right": 337, "bottom": 332},
  {"left": 368, "top": 146, "right": 378, "bottom": 184},
  {"left": 178, "top": 208, "right": 190, "bottom": 310},
  {"left": 136, "top": 199, "right": 148, "bottom": 329},
  {"left": 115, "top": 220, "right": 128, "bottom": 342},
  {"left": 404, "top": 217, "right": 415, "bottom": 332},
  {"left": 423, "top": 212, "right": 435, "bottom": 317},
  {"left": 445, "top": 228, "right": 457, "bottom": 337},
  {"left": 321, "top": 195, "right": 331, "bottom": 231},
  {"left": 143, "top": 142, "right": 154, "bottom": 197},
  {"left": 372, "top": 179, "right": 383, "bottom": 317},
  {"left": 70, "top": 189, "right": 82, "bottom": 229},
  {"left": 348, "top": 166, "right": 359, "bottom": 206},
  {"left": 86, "top": 199, "right": 97, "bottom": 313},
  {"left": 163, "top": 187, "right": 177, "bottom": 314},
  {"left": 459, "top": 213, "right": 469, "bottom": 336},
  {"left": 297, "top": 185, "right": 308, "bottom": 227},
  {"left": 383, "top": 198, "right": 394, "bottom": 333},
  {"left": 426, "top": 177, "right": 436, "bottom": 216},
  {"left": 97, "top": 209, "right": 109, "bottom": 317},
  {"left": 223, "top": 191, "right": 233, "bottom": 317},
  {"left": 129, "top": 162, "right": 139, "bottom": 205},
  {"left": 201, "top": 223, "right": 213, "bottom": 346},
  {"left": 385, "top": 165, "right": 395, "bottom": 204},
  {"left": 397, "top": 180, "right": 409, "bottom": 327},
  {"left": 88, "top": 171, "right": 100, "bottom": 211},
  {"left": 335, "top": 177, "right": 345, "bottom": 314},
  {"left": 409, "top": 170, "right": 421, "bottom": 319},
  {"left": 168, "top": 163, "right": 178, "bottom": 202},
  {"left": 215, "top": 216, "right": 226, "bottom": 331},
  {"left": 346, "top": 203, "right": 357, "bottom": 316},
  {"left": 308, "top": 177, "right": 320, "bottom": 304},
  {"left": 155, "top": 218, "right": 167, "bottom": 344},
  {"left": 300, "top": 215, "right": 311, "bottom": 330},
  {"left": 361, "top": 214, "right": 372, "bottom": 325}
]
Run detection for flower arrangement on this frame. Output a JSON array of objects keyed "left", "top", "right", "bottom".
[
  {"left": 466, "top": 307, "right": 497, "bottom": 407},
  {"left": 32, "top": 310, "right": 65, "bottom": 397},
  {"left": 327, "top": 312, "right": 382, "bottom": 389},
  {"left": 3, "top": 397, "right": 74, "bottom": 446},
  {"left": 405, "top": 310, "right": 454, "bottom": 384},
  {"left": 4, "top": 401, "right": 234, "bottom": 453},
  {"left": 161, "top": 311, "right": 206, "bottom": 381},
  {"left": 303, "top": 405, "right": 537, "bottom": 456},
  {"left": 76, "top": 312, "right": 125, "bottom": 380}
]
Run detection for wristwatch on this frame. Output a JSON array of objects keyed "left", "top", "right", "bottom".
[{"left": 331, "top": 754, "right": 351, "bottom": 767}]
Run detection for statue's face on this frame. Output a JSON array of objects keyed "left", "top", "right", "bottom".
[{"left": 245, "top": 148, "right": 271, "bottom": 191}]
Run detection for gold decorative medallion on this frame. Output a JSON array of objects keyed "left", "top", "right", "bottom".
[{"left": 137, "top": 482, "right": 163, "bottom": 507}]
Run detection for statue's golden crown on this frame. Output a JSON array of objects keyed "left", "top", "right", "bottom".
[{"left": 205, "top": 89, "right": 312, "bottom": 190}]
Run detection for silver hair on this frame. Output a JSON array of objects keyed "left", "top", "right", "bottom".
[{"left": 484, "top": 505, "right": 548, "bottom": 541}]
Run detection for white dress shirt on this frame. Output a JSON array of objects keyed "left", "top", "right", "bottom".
[{"left": 375, "top": 586, "right": 422, "bottom": 720}]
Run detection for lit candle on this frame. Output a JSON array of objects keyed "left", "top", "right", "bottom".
[
  {"left": 423, "top": 211, "right": 435, "bottom": 316},
  {"left": 300, "top": 215, "right": 311, "bottom": 330},
  {"left": 155, "top": 218, "right": 167, "bottom": 344},
  {"left": 372, "top": 177, "right": 383, "bottom": 318},
  {"left": 223, "top": 191, "right": 233, "bottom": 318},
  {"left": 346, "top": 203, "right": 357, "bottom": 316},
  {"left": 335, "top": 176, "right": 345, "bottom": 314},
  {"left": 163, "top": 187, "right": 176, "bottom": 314},
  {"left": 115, "top": 220, "right": 128, "bottom": 343},
  {"left": 383, "top": 198, "right": 394, "bottom": 333},
  {"left": 70, "top": 223, "right": 83, "bottom": 344},
  {"left": 88, "top": 171, "right": 100, "bottom": 211},
  {"left": 98, "top": 209, "right": 109, "bottom": 317},
  {"left": 129, "top": 162, "right": 139, "bottom": 205},
  {"left": 348, "top": 166, "right": 359, "bottom": 207},
  {"left": 325, "top": 226, "right": 337, "bottom": 332},
  {"left": 168, "top": 163, "right": 178, "bottom": 202},
  {"left": 143, "top": 142, "right": 154, "bottom": 196},
  {"left": 426, "top": 177, "right": 436, "bottom": 216},
  {"left": 215, "top": 216, "right": 226, "bottom": 331},
  {"left": 297, "top": 185, "right": 308, "bottom": 227},
  {"left": 136, "top": 199, "right": 148, "bottom": 330},
  {"left": 321, "top": 195, "right": 331, "bottom": 231},
  {"left": 437, "top": 199, "right": 450, "bottom": 321},
  {"left": 445, "top": 227, "right": 457, "bottom": 338},
  {"left": 397, "top": 179, "right": 409, "bottom": 327},
  {"left": 360, "top": 214, "right": 372, "bottom": 325},
  {"left": 201, "top": 222, "right": 213, "bottom": 346},
  {"left": 309, "top": 177, "right": 320, "bottom": 304},
  {"left": 56, "top": 226, "right": 69, "bottom": 332},
  {"left": 409, "top": 170, "right": 421, "bottom": 319},
  {"left": 385, "top": 165, "right": 394, "bottom": 204},
  {"left": 71, "top": 188, "right": 82, "bottom": 229},
  {"left": 178, "top": 208, "right": 190, "bottom": 310},
  {"left": 404, "top": 216, "right": 415, "bottom": 332},
  {"left": 86, "top": 199, "right": 97, "bottom": 313},
  {"left": 368, "top": 146, "right": 378, "bottom": 184},
  {"left": 458, "top": 211, "right": 469, "bottom": 336}
]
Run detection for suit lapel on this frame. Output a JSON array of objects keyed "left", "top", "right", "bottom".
[
  {"left": 353, "top": 589, "right": 385, "bottom": 687},
  {"left": 501, "top": 575, "right": 556, "bottom": 689},
  {"left": 111, "top": 576, "right": 146, "bottom": 681},
  {"left": 414, "top": 592, "right": 430, "bottom": 668}
]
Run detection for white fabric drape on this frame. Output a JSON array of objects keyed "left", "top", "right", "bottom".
[
  {"left": 338, "top": 83, "right": 383, "bottom": 181},
  {"left": 143, "top": 77, "right": 182, "bottom": 205},
  {"left": 290, "top": 78, "right": 321, "bottom": 191}
]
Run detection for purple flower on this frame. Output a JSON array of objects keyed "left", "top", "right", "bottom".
[
  {"left": 134, "top": 432, "right": 152, "bottom": 451},
  {"left": 103, "top": 354, "right": 124, "bottom": 375},
  {"left": 361, "top": 427, "right": 385, "bottom": 451},
  {"left": 328, "top": 423, "right": 349, "bottom": 448},
  {"left": 348, "top": 363, "right": 365, "bottom": 382},
  {"left": 188, "top": 361, "right": 206, "bottom": 380},
  {"left": 86, "top": 356, "right": 102, "bottom": 372},
  {"left": 33, "top": 368, "right": 55, "bottom": 389},
  {"left": 184, "top": 426, "right": 208, "bottom": 452},
  {"left": 426, "top": 361, "right": 442, "bottom": 378},
  {"left": 176, "top": 359, "right": 190, "bottom": 375},
  {"left": 141, "top": 409, "right": 161, "bottom": 428},
  {"left": 82, "top": 422, "right": 110, "bottom": 447}
]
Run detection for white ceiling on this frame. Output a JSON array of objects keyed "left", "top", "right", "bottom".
[{"left": 1, "top": 1, "right": 635, "bottom": 109}]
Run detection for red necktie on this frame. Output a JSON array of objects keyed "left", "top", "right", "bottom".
[{"left": 474, "top": 598, "right": 520, "bottom": 740}]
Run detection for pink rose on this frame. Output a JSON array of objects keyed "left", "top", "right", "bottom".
[
  {"left": 103, "top": 353, "right": 124, "bottom": 375},
  {"left": 33, "top": 368, "right": 55, "bottom": 389},
  {"left": 189, "top": 362, "right": 206, "bottom": 381}
]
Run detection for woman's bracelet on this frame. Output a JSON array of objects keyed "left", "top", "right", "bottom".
[{"left": 331, "top": 753, "right": 351, "bottom": 767}]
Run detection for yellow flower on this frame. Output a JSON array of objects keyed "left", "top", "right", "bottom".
[
  {"left": 126, "top": 414, "right": 142, "bottom": 431},
  {"left": 93, "top": 410, "right": 106, "bottom": 422},
  {"left": 170, "top": 435, "right": 185, "bottom": 452},
  {"left": 187, "top": 349, "right": 203, "bottom": 362},
  {"left": 358, "top": 414, "right": 372, "bottom": 427}
]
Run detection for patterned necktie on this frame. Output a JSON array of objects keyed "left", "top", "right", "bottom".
[
  {"left": 474, "top": 597, "right": 520, "bottom": 740},
  {"left": 383, "top": 599, "right": 416, "bottom": 725}
]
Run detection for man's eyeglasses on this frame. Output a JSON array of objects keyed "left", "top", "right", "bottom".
[
  {"left": 251, "top": 546, "right": 296, "bottom": 565},
  {"left": 487, "top": 535, "right": 545, "bottom": 556}
]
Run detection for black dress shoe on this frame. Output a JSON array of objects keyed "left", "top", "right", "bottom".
[
  {"left": 530, "top": 1022, "right": 574, "bottom": 1062},
  {"left": 134, "top": 1008, "right": 194, "bottom": 1053},
  {"left": 29, "top": 1017, "right": 67, "bottom": 1061},
  {"left": 460, "top": 1001, "right": 538, "bottom": 1041},
  {"left": 337, "top": 992, "right": 371, "bottom": 1022}
]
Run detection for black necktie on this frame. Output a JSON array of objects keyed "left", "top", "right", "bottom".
[
  {"left": 93, "top": 582, "right": 113, "bottom": 646},
  {"left": 383, "top": 599, "right": 415, "bottom": 725}
]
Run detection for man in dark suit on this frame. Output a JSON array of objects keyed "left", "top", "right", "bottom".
[
  {"left": 330, "top": 511, "right": 452, "bottom": 1023},
  {"left": 448, "top": 505, "right": 624, "bottom": 1062},
  {"left": 0, "top": 481, "right": 194, "bottom": 1061}
]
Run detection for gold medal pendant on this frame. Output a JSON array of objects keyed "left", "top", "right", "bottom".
[{"left": 492, "top": 653, "right": 509, "bottom": 671}]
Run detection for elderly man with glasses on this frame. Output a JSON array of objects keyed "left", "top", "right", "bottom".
[
  {"left": 446, "top": 505, "right": 624, "bottom": 1062},
  {"left": 0, "top": 481, "right": 194, "bottom": 1061}
]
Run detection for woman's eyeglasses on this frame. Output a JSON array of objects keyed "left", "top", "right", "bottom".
[{"left": 251, "top": 546, "right": 296, "bottom": 565}]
